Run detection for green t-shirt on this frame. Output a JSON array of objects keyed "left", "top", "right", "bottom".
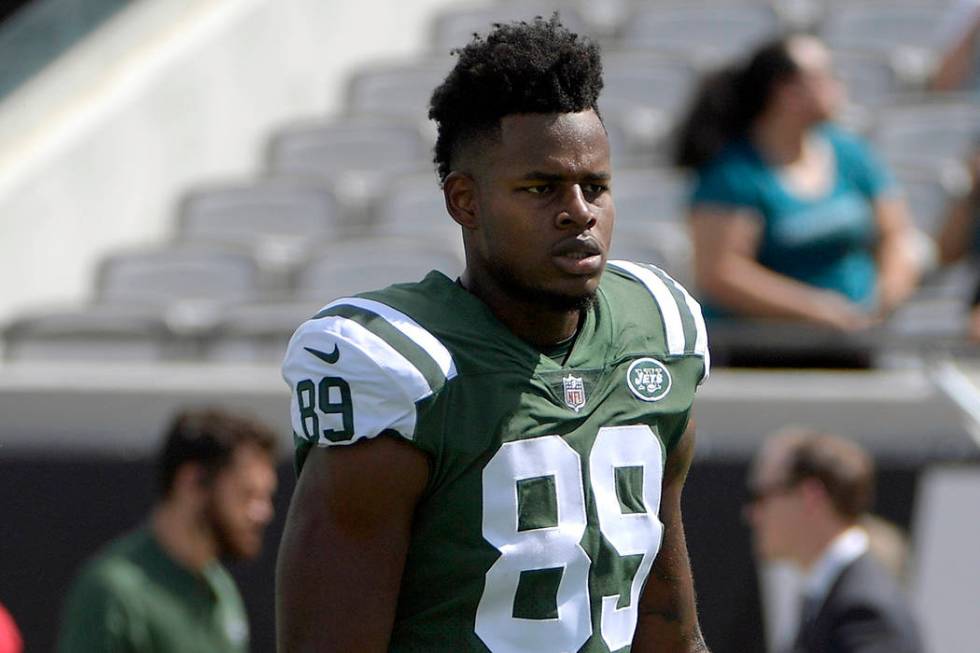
[
  {"left": 58, "top": 527, "right": 249, "bottom": 653},
  {"left": 282, "top": 262, "right": 709, "bottom": 653}
]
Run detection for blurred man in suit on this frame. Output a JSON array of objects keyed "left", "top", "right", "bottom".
[{"left": 744, "top": 428, "right": 923, "bottom": 653}]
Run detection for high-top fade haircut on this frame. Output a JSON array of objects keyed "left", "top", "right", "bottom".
[{"left": 428, "top": 14, "right": 604, "bottom": 184}]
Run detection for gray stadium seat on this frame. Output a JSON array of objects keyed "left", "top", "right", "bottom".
[
  {"left": 831, "top": 50, "right": 902, "bottom": 107},
  {"left": 609, "top": 222, "right": 694, "bottom": 289},
  {"left": 177, "top": 179, "right": 348, "bottom": 266},
  {"left": 371, "top": 173, "right": 460, "bottom": 247},
  {"left": 294, "top": 237, "right": 464, "bottom": 300},
  {"left": 2, "top": 304, "right": 177, "bottom": 362},
  {"left": 346, "top": 57, "right": 454, "bottom": 127},
  {"left": 873, "top": 98, "right": 980, "bottom": 170},
  {"left": 266, "top": 117, "right": 431, "bottom": 217},
  {"left": 821, "top": 2, "right": 944, "bottom": 55},
  {"left": 429, "top": 2, "right": 590, "bottom": 53},
  {"left": 620, "top": 4, "right": 782, "bottom": 64},
  {"left": 203, "top": 299, "right": 325, "bottom": 362},
  {"left": 267, "top": 117, "right": 429, "bottom": 180},
  {"left": 602, "top": 51, "right": 699, "bottom": 117},
  {"left": 95, "top": 244, "right": 263, "bottom": 310},
  {"left": 611, "top": 167, "right": 689, "bottom": 230}
]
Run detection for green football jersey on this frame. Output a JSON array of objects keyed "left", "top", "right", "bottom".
[{"left": 282, "top": 260, "right": 709, "bottom": 653}]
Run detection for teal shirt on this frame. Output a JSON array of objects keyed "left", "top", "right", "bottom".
[
  {"left": 58, "top": 528, "right": 249, "bottom": 653},
  {"left": 691, "top": 124, "right": 895, "bottom": 317}
]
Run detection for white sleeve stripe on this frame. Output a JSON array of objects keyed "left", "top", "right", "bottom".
[
  {"left": 608, "top": 260, "right": 687, "bottom": 357},
  {"left": 317, "top": 315, "right": 432, "bottom": 408},
  {"left": 664, "top": 275, "right": 711, "bottom": 382},
  {"left": 324, "top": 297, "right": 458, "bottom": 381}
]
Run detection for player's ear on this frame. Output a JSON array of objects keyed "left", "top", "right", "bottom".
[{"left": 443, "top": 171, "right": 478, "bottom": 230}]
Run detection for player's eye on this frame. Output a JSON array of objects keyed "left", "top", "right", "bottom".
[
  {"left": 581, "top": 183, "right": 609, "bottom": 198},
  {"left": 523, "top": 184, "right": 554, "bottom": 195}
]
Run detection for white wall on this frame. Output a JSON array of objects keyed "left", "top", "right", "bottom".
[{"left": 0, "top": 0, "right": 467, "bottom": 324}]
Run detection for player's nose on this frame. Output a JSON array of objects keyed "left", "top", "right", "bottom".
[{"left": 555, "top": 184, "right": 596, "bottom": 230}]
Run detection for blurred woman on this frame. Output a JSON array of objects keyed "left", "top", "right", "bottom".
[{"left": 674, "top": 35, "right": 920, "bottom": 336}]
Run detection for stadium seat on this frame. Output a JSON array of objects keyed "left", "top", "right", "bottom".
[
  {"left": 2, "top": 304, "right": 178, "bottom": 362},
  {"left": 202, "top": 299, "right": 325, "bottom": 362},
  {"left": 619, "top": 3, "right": 782, "bottom": 64},
  {"left": 370, "top": 172, "right": 460, "bottom": 248},
  {"left": 872, "top": 98, "right": 980, "bottom": 170},
  {"left": 429, "top": 2, "right": 591, "bottom": 53},
  {"left": 345, "top": 57, "right": 454, "bottom": 127},
  {"left": 611, "top": 167, "right": 689, "bottom": 229},
  {"left": 831, "top": 49, "right": 903, "bottom": 107},
  {"left": 609, "top": 222, "right": 694, "bottom": 289},
  {"left": 94, "top": 244, "right": 264, "bottom": 327},
  {"left": 177, "top": 179, "right": 348, "bottom": 270},
  {"left": 821, "top": 2, "right": 947, "bottom": 84},
  {"left": 601, "top": 51, "right": 699, "bottom": 116},
  {"left": 294, "top": 237, "right": 464, "bottom": 300},
  {"left": 266, "top": 117, "right": 431, "bottom": 218},
  {"left": 267, "top": 117, "right": 430, "bottom": 179},
  {"left": 821, "top": 2, "right": 945, "bottom": 55}
]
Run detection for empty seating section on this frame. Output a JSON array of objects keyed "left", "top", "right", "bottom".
[
  {"left": 872, "top": 100, "right": 980, "bottom": 170},
  {"left": 620, "top": 4, "right": 781, "bottom": 64},
  {"left": 345, "top": 58, "right": 453, "bottom": 127},
  {"left": 3, "top": 0, "right": 977, "bottom": 363},
  {"left": 295, "top": 238, "right": 464, "bottom": 302},
  {"left": 95, "top": 245, "right": 263, "bottom": 308},
  {"left": 429, "top": 1, "right": 589, "bottom": 52}
]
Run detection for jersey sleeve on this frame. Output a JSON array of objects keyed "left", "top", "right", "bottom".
[
  {"left": 690, "top": 151, "right": 762, "bottom": 212},
  {"left": 282, "top": 297, "right": 457, "bottom": 457},
  {"left": 57, "top": 566, "right": 138, "bottom": 653}
]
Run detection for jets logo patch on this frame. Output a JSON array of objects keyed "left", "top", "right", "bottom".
[
  {"left": 627, "top": 358, "right": 671, "bottom": 402},
  {"left": 562, "top": 374, "right": 587, "bottom": 413}
]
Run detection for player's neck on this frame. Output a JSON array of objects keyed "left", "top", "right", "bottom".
[
  {"left": 150, "top": 502, "right": 217, "bottom": 573},
  {"left": 459, "top": 273, "right": 582, "bottom": 348}
]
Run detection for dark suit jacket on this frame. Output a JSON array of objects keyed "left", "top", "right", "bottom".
[{"left": 791, "top": 552, "right": 924, "bottom": 653}]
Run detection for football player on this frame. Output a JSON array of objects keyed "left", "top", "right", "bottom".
[{"left": 277, "top": 16, "right": 711, "bottom": 653}]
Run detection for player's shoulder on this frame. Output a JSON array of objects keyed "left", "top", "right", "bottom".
[
  {"left": 602, "top": 260, "right": 710, "bottom": 380},
  {"left": 282, "top": 273, "right": 459, "bottom": 437}
]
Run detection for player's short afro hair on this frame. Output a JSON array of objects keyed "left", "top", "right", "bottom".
[{"left": 428, "top": 14, "right": 603, "bottom": 183}]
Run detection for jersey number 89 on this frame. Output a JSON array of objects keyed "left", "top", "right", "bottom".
[{"left": 476, "top": 425, "right": 664, "bottom": 653}]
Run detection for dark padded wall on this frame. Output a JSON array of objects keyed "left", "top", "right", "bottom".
[{"left": 0, "top": 455, "right": 919, "bottom": 653}]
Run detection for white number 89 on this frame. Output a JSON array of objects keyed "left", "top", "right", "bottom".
[{"left": 475, "top": 425, "right": 665, "bottom": 653}]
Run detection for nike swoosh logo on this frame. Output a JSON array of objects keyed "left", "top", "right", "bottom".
[{"left": 305, "top": 344, "right": 339, "bottom": 364}]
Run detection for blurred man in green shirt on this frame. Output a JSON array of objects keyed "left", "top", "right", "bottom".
[{"left": 58, "top": 408, "right": 279, "bottom": 653}]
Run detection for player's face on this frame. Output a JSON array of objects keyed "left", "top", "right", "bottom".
[
  {"left": 468, "top": 110, "right": 613, "bottom": 310},
  {"left": 205, "top": 444, "right": 277, "bottom": 560}
]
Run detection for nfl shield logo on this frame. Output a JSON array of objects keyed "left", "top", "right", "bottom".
[{"left": 562, "top": 375, "right": 586, "bottom": 413}]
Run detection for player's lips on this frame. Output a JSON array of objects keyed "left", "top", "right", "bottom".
[{"left": 551, "top": 236, "right": 604, "bottom": 275}]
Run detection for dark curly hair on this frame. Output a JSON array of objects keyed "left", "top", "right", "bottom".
[{"left": 428, "top": 14, "right": 604, "bottom": 183}]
